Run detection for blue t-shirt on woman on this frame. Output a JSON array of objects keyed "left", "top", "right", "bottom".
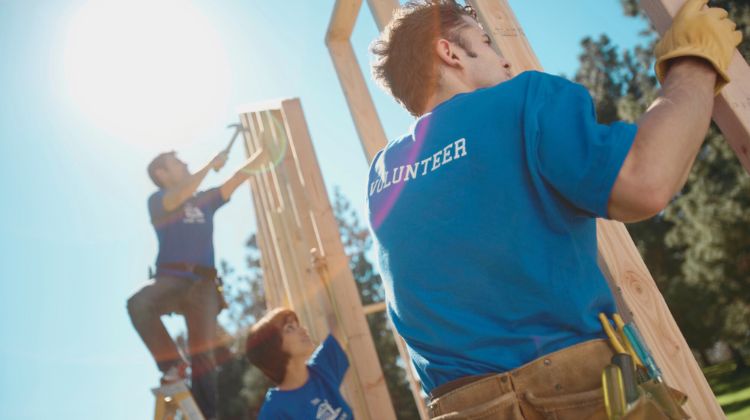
[
  {"left": 258, "top": 335, "right": 353, "bottom": 420},
  {"left": 367, "top": 71, "right": 637, "bottom": 394}
]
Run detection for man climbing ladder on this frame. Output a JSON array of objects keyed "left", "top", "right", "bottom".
[
  {"left": 366, "top": 0, "right": 741, "bottom": 418},
  {"left": 127, "top": 129, "right": 267, "bottom": 419}
]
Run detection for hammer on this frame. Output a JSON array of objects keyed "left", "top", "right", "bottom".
[{"left": 224, "top": 123, "right": 247, "bottom": 155}]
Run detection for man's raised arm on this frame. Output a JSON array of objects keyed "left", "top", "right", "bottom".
[
  {"left": 219, "top": 148, "right": 269, "bottom": 201},
  {"left": 163, "top": 152, "right": 227, "bottom": 212},
  {"left": 607, "top": 0, "right": 741, "bottom": 222}
]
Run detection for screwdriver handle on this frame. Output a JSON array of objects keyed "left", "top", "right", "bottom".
[{"left": 602, "top": 364, "right": 627, "bottom": 420}]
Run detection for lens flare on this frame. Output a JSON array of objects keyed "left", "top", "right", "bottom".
[{"left": 240, "top": 111, "right": 288, "bottom": 176}]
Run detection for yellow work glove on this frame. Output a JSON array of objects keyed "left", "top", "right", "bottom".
[{"left": 654, "top": 0, "right": 742, "bottom": 94}]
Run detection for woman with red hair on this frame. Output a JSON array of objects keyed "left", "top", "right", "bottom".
[{"left": 245, "top": 307, "right": 353, "bottom": 419}]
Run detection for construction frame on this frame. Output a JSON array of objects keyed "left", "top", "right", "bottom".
[
  {"left": 238, "top": 98, "right": 397, "bottom": 419},
  {"left": 325, "top": 0, "right": 750, "bottom": 419}
]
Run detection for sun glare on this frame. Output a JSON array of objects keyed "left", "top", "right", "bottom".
[{"left": 62, "top": 0, "right": 231, "bottom": 148}]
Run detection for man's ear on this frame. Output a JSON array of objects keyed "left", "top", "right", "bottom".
[
  {"left": 154, "top": 168, "right": 169, "bottom": 187},
  {"left": 435, "top": 38, "right": 462, "bottom": 68}
]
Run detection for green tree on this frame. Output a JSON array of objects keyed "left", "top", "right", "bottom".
[
  {"left": 573, "top": 0, "right": 750, "bottom": 371},
  {"left": 214, "top": 236, "right": 273, "bottom": 420}
]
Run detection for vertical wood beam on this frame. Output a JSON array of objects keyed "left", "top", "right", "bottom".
[
  {"left": 239, "top": 98, "right": 397, "bottom": 420},
  {"left": 242, "top": 114, "right": 285, "bottom": 308},
  {"left": 326, "top": 40, "right": 388, "bottom": 162},
  {"left": 392, "top": 330, "right": 429, "bottom": 420},
  {"left": 326, "top": 0, "right": 399, "bottom": 164},
  {"left": 467, "top": 0, "right": 542, "bottom": 72},
  {"left": 247, "top": 114, "right": 300, "bottom": 310},
  {"left": 326, "top": 2, "right": 431, "bottom": 416},
  {"left": 281, "top": 98, "right": 396, "bottom": 420}
]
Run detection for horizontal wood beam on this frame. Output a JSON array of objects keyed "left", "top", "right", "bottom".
[{"left": 362, "top": 301, "right": 387, "bottom": 315}]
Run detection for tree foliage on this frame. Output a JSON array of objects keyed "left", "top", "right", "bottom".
[
  {"left": 214, "top": 236, "right": 273, "bottom": 420},
  {"left": 574, "top": 0, "right": 750, "bottom": 368}
]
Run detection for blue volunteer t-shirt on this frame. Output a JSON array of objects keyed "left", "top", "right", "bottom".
[
  {"left": 149, "top": 188, "right": 228, "bottom": 280},
  {"left": 258, "top": 335, "right": 353, "bottom": 420},
  {"left": 367, "top": 71, "right": 637, "bottom": 394}
]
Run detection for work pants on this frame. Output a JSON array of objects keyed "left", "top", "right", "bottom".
[{"left": 127, "top": 275, "right": 221, "bottom": 419}]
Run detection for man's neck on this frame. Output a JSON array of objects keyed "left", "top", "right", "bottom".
[
  {"left": 422, "top": 82, "right": 475, "bottom": 115},
  {"left": 278, "top": 358, "right": 309, "bottom": 390}
]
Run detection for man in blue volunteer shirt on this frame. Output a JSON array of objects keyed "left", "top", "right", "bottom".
[
  {"left": 127, "top": 146, "right": 266, "bottom": 419},
  {"left": 367, "top": 0, "right": 740, "bottom": 418}
]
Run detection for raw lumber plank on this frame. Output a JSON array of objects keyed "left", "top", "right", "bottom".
[
  {"left": 281, "top": 98, "right": 396, "bottom": 420},
  {"left": 596, "top": 220, "right": 725, "bottom": 418},
  {"left": 322, "top": 2, "right": 456, "bottom": 418},
  {"left": 243, "top": 105, "right": 374, "bottom": 416},
  {"left": 393, "top": 332, "right": 429, "bottom": 420},
  {"left": 326, "top": 0, "right": 399, "bottom": 163},
  {"left": 240, "top": 98, "right": 397, "bottom": 420},
  {"left": 366, "top": 0, "right": 399, "bottom": 31},
  {"left": 326, "top": 40, "right": 389, "bottom": 162},
  {"left": 241, "top": 113, "right": 285, "bottom": 307}
]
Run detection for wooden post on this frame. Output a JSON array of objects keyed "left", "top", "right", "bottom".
[
  {"left": 326, "top": 0, "right": 397, "bottom": 161},
  {"left": 326, "top": 2, "right": 430, "bottom": 418},
  {"left": 239, "top": 98, "right": 397, "bottom": 420},
  {"left": 392, "top": 332, "right": 429, "bottom": 420},
  {"left": 467, "top": 0, "right": 542, "bottom": 72},
  {"left": 466, "top": 1, "right": 746, "bottom": 418},
  {"left": 240, "top": 113, "right": 286, "bottom": 308}
]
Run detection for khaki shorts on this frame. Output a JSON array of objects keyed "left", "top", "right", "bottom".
[{"left": 428, "top": 339, "right": 614, "bottom": 420}]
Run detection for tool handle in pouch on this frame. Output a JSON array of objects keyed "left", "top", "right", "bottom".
[
  {"left": 612, "top": 353, "right": 639, "bottom": 405},
  {"left": 623, "top": 324, "right": 663, "bottom": 381},
  {"left": 602, "top": 364, "right": 627, "bottom": 420}
]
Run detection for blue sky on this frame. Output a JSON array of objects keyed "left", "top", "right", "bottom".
[{"left": 0, "top": 1, "right": 648, "bottom": 418}]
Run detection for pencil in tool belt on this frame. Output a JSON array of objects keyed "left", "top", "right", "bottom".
[
  {"left": 598, "top": 313, "right": 626, "bottom": 354},
  {"left": 602, "top": 364, "right": 627, "bottom": 420},
  {"left": 623, "top": 323, "right": 663, "bottom": 382}
]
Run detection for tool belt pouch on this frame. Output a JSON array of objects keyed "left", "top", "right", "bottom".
[{"left": 622, "top": 380, "right": 689, "bottom": 420}]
